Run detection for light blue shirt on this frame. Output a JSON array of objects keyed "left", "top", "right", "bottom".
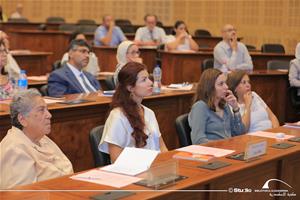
[
  {"left": 213, "top": 41, "right": 253, "bottom": 71},
  {"left": 94, "top": 25, "right": 126, "bottom": 46},
  {"left": 188, "top": 100, "right": 245, "bottom": 144}
]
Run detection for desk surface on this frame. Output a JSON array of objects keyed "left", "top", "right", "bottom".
[{"left": 1, "top": 126, "right": 299, "bottom": 200}]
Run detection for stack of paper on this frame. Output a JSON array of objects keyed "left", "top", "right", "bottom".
[
  {"left": 101, "top": 147, "right": 159, "bottom": 176},
  {"left": 163, "top": 83, "right": 193, "bottom": 91},
  {"left": 176, "top": 145, "right": 235, "bottom": 157},
  {"left": 248, "top": 131, "right": 295, "bottom": 140}
]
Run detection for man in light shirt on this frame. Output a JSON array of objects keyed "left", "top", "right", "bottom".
[
  {"left": 10, "top": 3, "right": 24, "bottom": 19},
  {"left": 134, "top": 14, "right": 166, "bottom": 47},
  {"left": 48, "top": 39, "right": 101, "bottom": 97},
  {"left": 213, "top": 24, "right": 253, "bottom": 72}
]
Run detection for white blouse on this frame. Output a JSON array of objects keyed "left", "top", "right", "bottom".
[
  {"left": 98, "top": 106, "right": 161, "bottom": 154},
  {"left": 165, "top": 35, "right": 192, "bottom": 51}
]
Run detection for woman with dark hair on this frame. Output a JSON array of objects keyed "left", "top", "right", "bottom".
[
  {"left": 227, "top": 70, "right": 279, "bottom": 132},
  {"left": 188, "top": 68, "right": 245, "bottom": 144},
  {"left": 165, "top": 20, "right": 199, "bottom": 52},
  {"left": 98, "top": 62, "right": 168, "bottom": 162},
  {"left": 0, "top": 40, "right": 14, "bottom": 100},
  {"left": 61, "top": 31, "right": 100, "bottom": 76}
]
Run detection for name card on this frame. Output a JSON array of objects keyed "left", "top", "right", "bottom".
[{"left": 245, "top": 140, "right": 267, "bottom": 160}]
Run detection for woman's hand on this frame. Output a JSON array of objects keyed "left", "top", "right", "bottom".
[
  {"left": 244, "top": 91, "right": 252, "bottom": 108},
  {"left": 225, "top": 90, "right": 239, "bottom": 110}
]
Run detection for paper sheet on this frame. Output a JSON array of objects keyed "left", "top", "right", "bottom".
[
  {"left": 176, "top": 145, "right": 235, "bottom": 157},
  {"left": 101, "top": 147, "right": 159, "bottom": 176},
  {"left": 27, "top": 75, "right": 47, "bottom": 81},
  {"left": 43, "top": 97, "right": 65, "bottom": 104},
  {"left": 70, "top": 169, "right": 142, "bottom": 188},
  {"left": 248, "top": 131, "right": 295, "bottom": 140}
]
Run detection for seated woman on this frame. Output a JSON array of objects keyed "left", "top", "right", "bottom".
[
  {"left": 188, "top": 68, "right": 245, "bottom": 144},
  {"left": 289, "top": 42, "right": 300, "bottom": 94},
  {"left": 0, "top": 40, "right": 14, "bottom": 100},
  {"left": 165, "top": 20, "right": 199, "bottom": 52},
  {"left": 113, "top": 40, "right": 142, "bottom": 85},
  {"left": 227, "top": 70, "right": 279, "bottom": 133},
  {"left": 0, "top": 89, "right": 73, "bottom": 189},
  {"left": 99, "top": 62, "right": 168, "bottom": 162},
  {"left": 61, "top": 31, "right": 100, "bottom": 76}
]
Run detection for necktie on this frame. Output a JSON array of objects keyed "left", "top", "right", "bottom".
[
  {"left": 149, "top": 30, "right": 154, "bottom": 41},
  {"left": 80, "top": 73, "right": 94, "bottom": 92}
]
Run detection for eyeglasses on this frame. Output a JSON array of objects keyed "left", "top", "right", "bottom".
[
  {"left": 127, "top": 50, "right": 141, "bottom": 56},
  {"left": 0, "top": 49, "right": 8, "bottom": 55},
  {"left": 73, "top": 48, "right": 90, "bottom": 54}
]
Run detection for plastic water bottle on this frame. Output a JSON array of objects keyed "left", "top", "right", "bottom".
[
  {"left": 17, "top": 70, "right": 28, "bottom": 91},
  {"left": 153, "top": 65, "right": 161, "bottom": 94}
]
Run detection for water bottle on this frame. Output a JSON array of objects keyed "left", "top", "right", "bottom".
[
  {"left": 153, "top": 65, "right": 161, "bottom": 94},
  {"left": 17, "top": 70, "right": 28, "bottom": 91}
]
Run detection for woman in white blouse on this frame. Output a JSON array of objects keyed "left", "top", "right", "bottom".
[
  {"left": 227, "top": 70, "right": 279, "bottom": 132},
  {"left": 99, "top": 62, "right": 168, "bottom": 162},
  {"left": 165, "top": 20, "right": 199, "bottom": 52},
  {"left": 289, "top": 42, "right": 300, "bottom": 91}
]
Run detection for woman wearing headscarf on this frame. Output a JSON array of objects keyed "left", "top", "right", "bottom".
[
  {"left": 289, "top": 43, "right": 300, "bottom": 95},
  {"left": 113, "top": 41, "right": 142, "bottom": 85}
]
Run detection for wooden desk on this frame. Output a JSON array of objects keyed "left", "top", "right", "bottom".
[
  {"left": 93, "top": 46, "right": 157, "bottom": 72},
  {"left": 12, "top": 51, "right": 52, "bottom": 76},
  {"left": 2, "top": 126, "right": 299, "bottom": 200},
  {"left": 0, "top": 90, "right": 193, "bottom": 171},
  {"left": 0, "top": 22, "right": 61, "bottom": 32}
]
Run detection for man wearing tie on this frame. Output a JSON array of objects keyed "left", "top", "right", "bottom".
[
  {"left": 48, "top": 39, "right": 101, "bottom": 97},
  {"left": 134, "top": 14, "right": 166, "bottom": 47}
]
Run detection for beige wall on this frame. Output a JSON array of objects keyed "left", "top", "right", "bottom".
[{"left": 1, "top": 0, "right": 299, "bottom": 53}]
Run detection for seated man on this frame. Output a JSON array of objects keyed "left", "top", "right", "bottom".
[
  {"left": 48, "top": 39, "right": 101, "bottom": 97},
  {"left": 10, "top": 3, "right": 24, "bottom": 19},
  {"left": 213, "top": 24, "right": 253, "bottom": 72},
  {"left": 134, "top": 14, "right": 166, "bottom": 46},
  {"left": 94, "top": 15, "right": 127, "bottom": 46},
  {"left": 0, "top": 89, "right": 73, "bottom": 189}
]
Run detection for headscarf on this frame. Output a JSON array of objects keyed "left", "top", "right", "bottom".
[
  {"left": 116, "top": 41, "right": 134, "bottom": 66},
  {"left": 295, "top": 42, "right": 300, "bottom": 60}
]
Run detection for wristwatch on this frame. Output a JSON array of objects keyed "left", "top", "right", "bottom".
[{"left": 233, "top": 107, "right": 240, "bottom": 113}]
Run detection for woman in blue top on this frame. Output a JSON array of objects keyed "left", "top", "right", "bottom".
[{"left": 188, "top": 68, "right": 245, "bottom": 144}]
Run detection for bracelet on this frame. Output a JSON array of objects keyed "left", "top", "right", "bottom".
[{"left": 233, "top": 107, "right": 240, "bottom": 113}]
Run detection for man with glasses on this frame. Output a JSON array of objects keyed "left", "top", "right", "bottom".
[
  {"left": 134, "top": 14, "right": 166, "bottom": 47},
  {"left": 48, "top": 39, "right": 101, "bottom": 97},
  {"left": 213, "top": 24, "right": 253, "bottom": 72}
]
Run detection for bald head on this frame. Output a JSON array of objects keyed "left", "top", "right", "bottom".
[{"left": 221, "top": 24, "right": 237, "bottom": 41}]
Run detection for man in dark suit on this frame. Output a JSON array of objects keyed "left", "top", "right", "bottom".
[{"left": 48, "top": 39, "right": 101, "bottom": 97}]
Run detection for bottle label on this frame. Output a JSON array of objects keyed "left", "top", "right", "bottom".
[{"left": 18, "top": 79, "right": 28, "bottom": 88}]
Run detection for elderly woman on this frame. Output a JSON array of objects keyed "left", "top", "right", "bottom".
[
  {"left": 289, "top": 43, "right": 300, "bottom": 94},
  {"left": 113, "top": 41, "right": 142, "bottom": 85},
  {"left": 0, "top": 89, "right": 73, "bottom": 189}
]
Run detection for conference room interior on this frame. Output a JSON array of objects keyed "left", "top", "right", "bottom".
[{"left": 1, "top": 0, "right": 300, "bottom": 199}]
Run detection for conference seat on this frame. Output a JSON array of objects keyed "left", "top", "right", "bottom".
[
  {"left": 46, "top": 16, "right": 65, "bottom": 23},
  {"left": 52, "top": 60, "right": 62, "bottom": 71},
  {"left": 202, "top": 58, "right": 214, "bottom": 71},
  {"left": 78, "top": 24, "right": 98, "bottom": 33},
  {"left": 115, "top": 19, "right": 132, "bottom": 26},
  {"left": 175, "top": 113, "right": 192, "bottom": 147},
  {"left": 289, "top": 87, "right": 300, "bottom": 114},
  {"left": 39, "top": 85, "right": 48, "bottom": 96},
  {"left": 77, "top": 19, "right": 96, "bottom": 25},
  {"left": 267, "top": 60, "right": 290, "bottom": 70},
  {"left": 245, "top": 44, "right": 256, "bottom": 51},
  {"left": 261, "top": 43, "right": 285, "bottom": 53},
  {"left": 105, "top": 75, "right": 116, "bottom": 90},
  {"left": 89, "top": 125, "right": 111, "bottom": 167},
  {"left": 59, "top": 24, "right": 78, "bottom": 32},
  {"left": 194, "top": 29, "right": 212, "bottom": 37}
]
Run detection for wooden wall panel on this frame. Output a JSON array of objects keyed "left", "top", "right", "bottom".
[{"left": 1, "top": 0, "right": 299, "bottom": 53}]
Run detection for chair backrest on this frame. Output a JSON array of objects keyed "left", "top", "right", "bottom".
[
  {"left": 46, "top": 16, "right": 65, "bottom": 23},
  {"left": 59, "top": 24, "right": 78, "bottom": 32},
  {"left": 245, "top": 44, "right": 256, "bottom": 51},
  {"left": 175, "top": 113, "right": 192, "bottom": 147},
  {"left": 77, "top": 19, "right": 96, "bottom": 25},
  {"left": 115, "top": 19, "right": 132, "bottom": 26},
  {"left": 289, "top": 87, "right": 300, "bottom": 108},
  {"left": 105, "top": 75, "right": 116, "bottom": 90},
  {"left": 267, "top": 60, "right": 290, "bottom": 70},
  {"left": 194, "top": 29, "right": 211, "bottom": 37},
  {"left": 78, "top": 25, "right": 98, "bottom": 33},
  {"left": 8, "top": 17, "right": 29, "bottom": 23},
  {"left": 89, "top": 125, "right": 111, "bottom": 167},
  {"left": 261, "top": 43, "right": 285, "bottom": 53},
  {"left": 39, "top": 85, "right": 48, "bottom": 96},
  {"left": 202, "top": 58, "right": 214, "bottom": 71},
  {"left": 118, "top": 25, "right": 135, "bottom": 33},
  {"left": 52, "top": 60, "right": 62, "bottom": 71}
]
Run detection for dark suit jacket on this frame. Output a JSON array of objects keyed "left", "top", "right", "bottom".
[{"left": 48, "top": 64, "right": 101, "bottom": 97}]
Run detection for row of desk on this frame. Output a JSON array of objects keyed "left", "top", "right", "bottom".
[
  {"left": 0, "top": 70, "right": 292, "bottom": 172},
  {"left": 1, "top": 126, "right": 299, "bottom": 200}
]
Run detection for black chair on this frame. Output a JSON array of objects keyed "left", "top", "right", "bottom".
[
  {"left": 245, "top": 44, "right": 256, "bottom": 51},
  {"left": 202, "top": 58, "right": 214, "bottom": 71},
  {"left": 78, "top": 25, "right": 98, "bottom": 33},
  {"left": 156, "top": 21, "right": 163, "bottom": 28},
  {"left": 261, "top": 43, "right": 285, "bottom": 53},
  {"left": 39, "top": 85, "right": 48, "bottom": 96},
  {"left": 89, "top": 125, "right": 111, "bottom": 167},
  {"left": 8, "top": 17, "right": 29, "bottom": 23},
  {"left": 46, "top": 16, "right": 65, "bottom": 24},
  {"left": 52, "top": 60, "right": 62, "bottom": 71},
  {"left": 115, "top": 19, "right": 132, "bottom": 26},
  {"left": 105, "top": 75, "right": 116, "bottom": 90},
  {"left": 77, "top": 19, "right": 96, "bottom": 25},
  {"left": 267, "top": 60, "right": 290, "bottom": 70},
  {"left": 59, "top": 24, "right": 78, "bottom": 32},
  {"left": 118, "top": 25, "right": 135, "bottom": 33},
  {"left": 194, "top": 29, "right": 211, "bottom": 37},
  {"left": 175, "top": 113, "right": 192, "bottom": 147}
]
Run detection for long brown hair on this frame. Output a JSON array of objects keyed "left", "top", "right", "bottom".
[
  {"left": 227, "top": 70, "right": 248, "bottom": 98},
  {"left": 111, "top": 62, "right": 148, "bottom": 148},
  {"left": 193, "top": 68, "right": 225, "bottom": 111}
]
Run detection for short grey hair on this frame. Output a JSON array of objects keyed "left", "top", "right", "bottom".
[{"left": 10, "top": 89, "right": 42, "bottom": 130}]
